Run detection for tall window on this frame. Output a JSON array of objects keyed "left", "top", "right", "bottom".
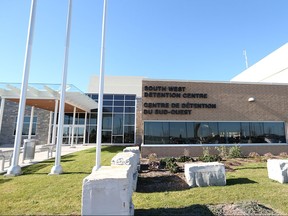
[
  {"left": 14, "top": 116, "right": 37, "bottom": 136},
  {"left": 86, "top": 94, "right": 136, "bottom": 144}
]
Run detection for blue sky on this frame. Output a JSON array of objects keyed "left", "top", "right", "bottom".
[{"left": 1, "top": 0, "right": 288, "bottom": 92}]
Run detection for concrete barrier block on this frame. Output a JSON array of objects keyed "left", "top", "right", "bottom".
[
  {"left": 267, "top": 159, "right": 288, "bottom": 183},
  {"left": 81, "top": 165, "right": 134, "bottom": 216},
  {"left": 184, "top": 162, "right": 226, "bottom": 187},
  {"left": 123, "top": 147, "right": 140, "bottom": 166},
  {"left": 123, "top": 146, "right": 140, "bottom": 155},
  {"left": 111, "top": 152, "right": 138, "bottom": 173},
  {"left": 111, "top": 152, "right": 139, "bottom": 191}
]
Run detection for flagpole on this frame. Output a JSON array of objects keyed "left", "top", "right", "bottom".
[
  {"left": 6, "top": 0, "right": 37, "bottom": 176},
  {"left": 50, "top": 0, "right": 73, "bottom": 175},
  {"left": 93, "top": 0, "right": 108, "bottom": 172}
]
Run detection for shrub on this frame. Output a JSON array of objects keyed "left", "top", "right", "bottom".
[
  {"left": 228, "top": 145, "right": 242, "bottom": 158},
  {"left": 166, "top": 160, "right": 180, "bottom": 173},
  {"left": 263, "top": 152, "right": 274, "bottom": 159},
  {"left": 248, "top": 152, "right": 260, "bottom": 158},
  {"left": 199, "top": 146, "right": 221, "bottom": 162},
  {"left": 203, "top": 147, "right": 210, "bottom": 157},
  {"left": 199, "top": 154, "right": 221, "bottom": 162},
  {"left": 279, "top": 152, "right": 288, "bottom": 157},
  {"left": 159, "top": 157, "right": 180, "bottom": 173},
  {"left": 177, "top": 155, "right": 192, "bottom": 162},
  {"left": 215, "top": 146, "right": 229, "bottom": 159},
  {"left": 148, "top": 153, "right": 159, "bottom": 170}
]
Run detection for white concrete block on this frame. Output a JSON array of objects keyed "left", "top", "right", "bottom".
[
  {"left": 267, "top": 159, "right": 288, "bottom": 183},
  {"left": 123, "top": 146, "right": 140, "bottom": 155},
  {"left": 111, "top": 152, "right": 139, "bottom": 191},
  {"left": 184, "top": 162, "right": 226, "bottom": 187},
  {"left": 81, "top": 165, "right": 134, "bottom": 216},
  {"left": 123, "top": 146, "right": 141, "bottom": 166},
  {"left": 111, "top": 152, "right": 138, "bottom": 173}
]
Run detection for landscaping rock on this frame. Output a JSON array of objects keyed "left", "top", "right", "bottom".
[
  {"left": 184, "top": 162, "right": 226, "bottom": 187},
  {"left": 267, "top": 159, "right": 288, "bottom": 183}
]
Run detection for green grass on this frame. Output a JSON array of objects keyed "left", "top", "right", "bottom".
[
  {"left": 0, "top": 146, "right": 124, "bottom": 215},
  {"left": 1, "top": 148, "right": 288, "bottom": 215}
]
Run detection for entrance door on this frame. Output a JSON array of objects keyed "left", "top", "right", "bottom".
[{"left": 57, "top": 125, "right": 85, "bottom": 145}]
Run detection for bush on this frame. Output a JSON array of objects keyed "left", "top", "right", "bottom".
[
  {"left": 160, "top": 157, "right": 176, "bottom": 165},
  {"left": 263, "top": 152, "right": 274, "bottom": 159},
  {"left": 159, "top": 157, "right": 180, "bottom": 173},
  {"left": 215, "top": 146, "right": 229, "bottom": 159},
  {"left": 248, "top": 152, "right": 260, "bottom": 158},
  {"left": 177, "top": 155, "right": 192, "bottom": 162},
  {"left": 199, "top": 146, "right": 221, "bottom": 162},
  {"left": 228, "top": 145, "right": 242, "bottom": 158},
  {"left": 279, "top": 152, "right": 288, "bottom": 157},
  {"left": 148, "top": 153, "right": 159, "bottom": 170},
  {"left": 202, "top": 147, "right": 211, "bottom": 157},
  {"left": 166, "top": 161, "right": 180, "bottom": 173},
  {"left": 199, "top": 154, "right": 221, "bottom": 162}
]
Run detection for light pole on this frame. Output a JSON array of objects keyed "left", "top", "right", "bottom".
[
  {"left": 6, "top": 0, "right": 37, "bottom": 176},
  {"left": 92, "top": 0, "right": 108, "bottom": 172},
  {"left": 49, "top": 0, "right": 73, "bottom": 175}
]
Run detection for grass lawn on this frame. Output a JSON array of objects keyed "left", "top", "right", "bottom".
[{"left": 1, "top": 146, "right": 288, "bottom": 215}]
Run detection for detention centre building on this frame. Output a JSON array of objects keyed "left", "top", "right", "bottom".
[{"left": 1, "top": 43, "right": 288, "bottom": 157}]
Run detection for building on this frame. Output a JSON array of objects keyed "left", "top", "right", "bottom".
[
  {"left": 0, "top": 83, "right": 98, "bottom": 147},
  {"left": 1, "top": 43, "right": 288, "bottom": 157},
  {"left": 141, "top": 79, "right": 288, "bottom": 157}
]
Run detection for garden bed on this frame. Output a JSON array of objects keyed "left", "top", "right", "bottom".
[{"left": 136, "top": 155, "right": 283, "bottom": 215}]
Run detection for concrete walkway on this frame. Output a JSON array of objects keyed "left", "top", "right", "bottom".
[{"left": 0, "top": 144, "right": 95, "bottom": 174}]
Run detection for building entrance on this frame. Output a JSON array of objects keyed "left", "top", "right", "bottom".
[{"left": 58, "top": 125, "right": 85, "bottom": 145}]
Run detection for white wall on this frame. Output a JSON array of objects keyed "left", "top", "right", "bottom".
[
  {"left": 87, "top": 75, "right": 145, "bottom": 97},
  {"left": 231, "top": 43, "right": 288, "bottom": 83}
]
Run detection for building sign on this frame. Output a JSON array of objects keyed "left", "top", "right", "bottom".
[{"left": 143, "top": 85, "right": 216, "bottom": 115}]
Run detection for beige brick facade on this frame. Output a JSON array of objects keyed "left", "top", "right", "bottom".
[{"left": 141, "top": 80, "right": 288, "bottom": 157}]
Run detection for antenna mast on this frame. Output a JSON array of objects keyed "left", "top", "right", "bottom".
[{"left": 243, "top": 49, "right": 249, "bottom": 69}]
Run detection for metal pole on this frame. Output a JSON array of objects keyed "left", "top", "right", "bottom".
[
  {"left": 50, "top": 0, "right": 72, "bottom": 175},
  {"left": 6, "top": 0, "right": 37, "bottom": 176},
  {"left": 0, "top": 98, "right": 5, "bottom": 133},
  {"left": 92, "top": 0, "right": 108, "bottom": 172}
]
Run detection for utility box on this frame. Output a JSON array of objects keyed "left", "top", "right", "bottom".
[{"left": 23, "top": 139, "right": 36, "bottom": 161}]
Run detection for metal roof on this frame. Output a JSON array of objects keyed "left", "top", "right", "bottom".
[{"left": 0, "top": 83, "right": 97, "bottom": 113}]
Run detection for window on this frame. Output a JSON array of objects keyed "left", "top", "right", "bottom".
[
  {"left": 144, "top": 122, "right": 169, "bottom": 144},
  {"left": 218, "top": 122, "right": 241, "bottom": 144},
  {"left": 169, "top": 122, "right": 187, "bottom": 144},
  {"left": 144, "top": 121, "right": 286, "bottom": 145},
  {"left": 87, "top": 93, "right": 136, "bottom": 144},
  {"left": 14, "top": 116, "right": 37, "bottom": 136}
]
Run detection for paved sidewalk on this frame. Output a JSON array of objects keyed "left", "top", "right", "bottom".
[{"left": 0, "top": 144, "right": 95, "bottom": 174}]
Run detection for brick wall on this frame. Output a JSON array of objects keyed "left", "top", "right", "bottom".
[
  {"left": 142, "top": 80, "right": 288, "bottom": 122},
  {"left": 141, "top": 80, "right": 288, "bottom": 157},
  {"left": 0, "top": 100, "right": 50, "bottom": 146}
]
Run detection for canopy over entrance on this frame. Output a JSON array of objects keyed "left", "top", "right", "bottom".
[{"left": 0, "top": 83, "right": 97, "bottom": 113}]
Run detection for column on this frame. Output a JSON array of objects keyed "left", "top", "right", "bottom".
[
  {"left": 52, "top": 100, "right": 59, "bottom": 145},
  {"left": 47, "top": 111, "right": 53, "bottom": 144},
  {"left": 70, "top": 106, "right": 76, "bottom": 148},
  {"left": 83, "top": 111, "right": 87, "bottom": 145},
  {"left": 28, "top": 106, "right": 34, "bottom": 140},
  {"left": 0, "top": 98, "right": 5, "bottom": 133}
]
